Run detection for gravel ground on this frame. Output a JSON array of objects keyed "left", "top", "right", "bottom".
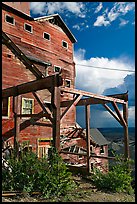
[{"left": 2, "top": 176, "right": 135, "bottom": 202}]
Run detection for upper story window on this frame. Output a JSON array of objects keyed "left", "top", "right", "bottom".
[
  {"left": 54, "top": 66, "right": 61, "bottom": 73},
  {"left": 5, "top": 14, "right": 15, "bottom": 25},
  {"left": 62, "top": 40, "right": 68, "bottom": 49},
  {"left": 22, "top": 98, "right": 34, "bottom": 114},
  {"left": 43, "top": 32, "right": 50, "bottom": 40},
  {"left": 2, "top": 97, "right": 10, "bottom": 117},
  {"left": 24, "top": 23, "right": 33, "bottom": 33},
  {"left": 65, "top": 79, "right": 71, "bottom": 88},
  {"left": 100, "top": 145, "right": 105, "bottom": 154}
]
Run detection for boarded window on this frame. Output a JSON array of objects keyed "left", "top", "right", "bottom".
[
  {"left": 2, "top": 97, "right": 10, "bottom": 117},
  {"left": 22, "top": 98, "right": 34, "bottom": 114},
  {"left": 62, "top": 40, "right": 68, "bottom": 48},
  {"left": 24, "top": 23, "right": 33, "bottom": 33},
  {"left": 43, "top": 32, "right": 50, "bottom": 40},
  {"left": 5, "top": 15, "right": 15, "bottom": 25}
]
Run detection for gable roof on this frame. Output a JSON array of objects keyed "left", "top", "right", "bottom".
[
  {"left": 90, "top": 129, "right": 110, "bottom": 146},
  {"left": 34, "top": 14, "right": 77, "bottom": 43}
]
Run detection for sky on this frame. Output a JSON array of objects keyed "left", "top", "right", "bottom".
[{"left": 30, "top": 2, "right": 135, "bottom": 128}]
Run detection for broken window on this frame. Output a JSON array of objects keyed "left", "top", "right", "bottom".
[
  {"left": 2, "top": 97, "right": 10, "bottom": 117},
  {"left": 65, "top": 79, "right": 71, "bottom": 88},
  {"left": 54, "top": 66, "right": 61, "bottom": 73},
  {"left": 22, "top": 98, "right": 34, "bottom": 114},
  {"left": 5, "top": 14, "right": 15, "bottom": 25},
  {"left": 43, "top": 32, "right": 50, "bottom": 40},
  {"left": 62, "top": 40, "right": 68, "bottom": 48},
  {"left": 100, "top": 145, "right": 104, "bottom": 154},
  {"left": 24, "top": 23, "right": 33, "bottom": 33}
]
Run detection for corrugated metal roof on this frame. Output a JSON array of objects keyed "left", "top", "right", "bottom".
[{"left": 90, "top": 129, "right": 110, "bottom": 146}]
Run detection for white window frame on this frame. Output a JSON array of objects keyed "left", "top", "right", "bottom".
[
  {"left": 43, "top": 32, "right": 50, "bottom": 41},
  {"left": 5, "top": 14, "right": 15, "bottom": 25},
  {"left": 24, "top": 23, "right": 33, "bottom": 33},
  {"left": 65, "top": 79, "right": 71, "bottom": 88},
  {"left": 54, "top": 65, "right": 61, "bottom": 73},
  {"left": 62, "top": 40, "right": 68, "bottom": 49},
  {"left": 22, "top": 97, "right": 34, "bottom": 115}
]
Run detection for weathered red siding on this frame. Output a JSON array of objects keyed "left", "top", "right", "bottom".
[{"left": 2, "top": 3, "right": 76, "bottom": 151}]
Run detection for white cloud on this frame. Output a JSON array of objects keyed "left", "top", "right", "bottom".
[
  {"left": 30, "top": 2, "right": 86, "bottom": 17},
  {"left": 74, "top": 49, "right": 134, "bottom": 94},
  {"left": 93, "top": 2, "right": 135, "bottom": 27},
  {"left": 128, "top": 106, "right": 135, "bottom": 126},
  {"left": 119, "top": 18, "right": 129, "bottom": 27},
  {"left": 93, "top": 15, "right": 110, "bottom": 27},
  {"left": 94, "top": 2, "right": 103, "bottom": 13}
]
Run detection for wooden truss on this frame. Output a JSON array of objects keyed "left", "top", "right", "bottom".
[{"left": 2, "top": 31, "right": 130, "bottom": 173}]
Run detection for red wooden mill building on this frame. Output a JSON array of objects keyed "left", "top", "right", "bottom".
[{"left": 2, "top": 2, "right": 130, "bottom": 173}]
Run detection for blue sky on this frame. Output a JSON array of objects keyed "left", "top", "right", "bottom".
[{"left": 30, "top": 2, "right": 135, "bottom": 128}]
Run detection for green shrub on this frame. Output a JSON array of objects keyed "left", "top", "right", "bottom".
[
  {"left": 2, "top": 147, "right": 76, "bottom": 198},
  {"left": 92, "top": 154, "right": 134, "bottom": 194}
]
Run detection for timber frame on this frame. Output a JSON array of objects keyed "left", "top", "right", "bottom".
[{"left": 2, "top": 31, "right": 130, "bottom": 173}]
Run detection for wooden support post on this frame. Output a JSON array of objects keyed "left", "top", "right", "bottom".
[
  {"left": 51, "top": 74, "right": 60, "bottom": 151},
  {"left": 85, "top": 104, "right": 91, "bottom": 173},
  {"left": 13, "top": 95, "right": 21, "bottom": 157},
  {"left": 123, "top": 102, "right": 130, "bottom": 160}
]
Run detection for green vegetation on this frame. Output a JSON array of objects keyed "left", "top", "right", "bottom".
[
  {"left": 2, "top": 147, "right": 76, "bottom": 198},
  {"left": 92, "top": 154, "right": 134, "bottom": 194}
]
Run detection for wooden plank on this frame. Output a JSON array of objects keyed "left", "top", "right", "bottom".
[
  {"left": 60, "top": 94, "right": 82, "bottom": 120},
  {"left": 51, "top": 75, "right": 60, "bottom": 150},
  {"left": 2, "top": 74, "right": 62, "bottom": 98},
  {"left": 85, "top": 104, "right": 91, "bottom": 173},
  {"left": 112, "top": 101, "right": 127, "bottom": 127},
  {"left": 2, "top": 30, "right": 44, "bottom": 79},
  {"left": 106, "top": 91, "right": 128, "bottom": 101},
  {"left": 17, "top": 113, "right": 51, "bottom": 118},
  {"left": 32, "top": 91, "right": 53, "bottom": 123},
  {"left": 103, "top": 104, "right": 123, "bottom": 126},
  {"left": 123, "top": 102, "right": 130, "bottom": 160},
  {"left": 60, "top": 87, "right": 126, "bottom": 104},
  {"left": 13, "top": 95, "right": 21, "bottom": 157}
]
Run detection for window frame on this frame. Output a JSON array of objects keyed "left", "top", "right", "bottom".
[
  {"left": 2, "top": 97, "right": 10, "bottom": 118},
  {"left": 54, "top": 65, "right": 61, "bottom": 73},
  {"left": 5, "top": 14, "right": 15, "bottom": 25},
  {"left": 22, "top": 97, "right": 34, "bottom": 115},
  {"left": 65, "top": 79, "right": 71, "bottom": 88},
  {"left": 100, "top": 145, "right": 105, "bottom": 154},
  {"left": 37, "top": 138, "right": 52, "bottom": 158},
  {"left": 62, "top": 40, "right": 68, "bottom": 49},
  {"left": 24, "top": 23, "right": 33, "bottom": 33},
  {"left": 43, "top": 32, "right": 50, "bottom": 41}
]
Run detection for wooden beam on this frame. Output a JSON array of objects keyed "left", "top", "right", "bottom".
[
  {"left": 13, "top": 95, "right": 21, "bottom": 157},
  {"left": 51, "top": 75, "right": 61, "bottom": 150},
  {"left": 2, "top": 74, "right": 63, "bottom": 98},
  {"left": 85, "top": 104, "right": 91, "bottom": 173},
  {"left": 102, "top": 104, "right": 123, "bottom": 126},
  {"left": 60, "top": 87, "right": 126, "bottom": 104},
  {"left": 32, "top": 92, "right": 53, "bottom": 123},
  {"left": 2, "top": 30, "right": 44, "bottom": 79},
  {"left": 112, "top": 101, "right": 127, "bottom": 127},
  {"left": 17, "top": 113, "right": 51, "bottom": 118},
  {"left": 106, "top": 91, "right": 128, "bottom": 102},
  {"left": 123, "top": 102, "right": 130, "bottom": 160},
  {"left": 60, "top": 94, "right": 82, "bottom": 120}
]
